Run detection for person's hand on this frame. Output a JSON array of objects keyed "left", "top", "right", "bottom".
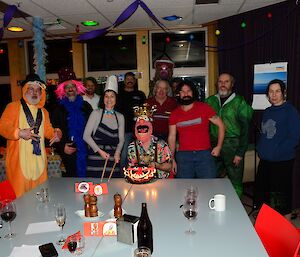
[
  {"left": 64, "top": 143, "right": 76, "bottom": 155},
  {"left": 49, "top": 129, "right": 62, "bottom": 146},
  {"left": 18, "top": 126, "right": 40, "bottom": 141},
  {"left": 171, "top": 159, "right": 177, "bottom": 175},
  {"left": 149, "top": 162, "right": 156, "bottom": 168},
  {"left": 114, "top": 152, "right": 120, "bottom": 163},
  {"left": 211, "top": 146, "right": 221, "bottom": 157},
  {"left": 233, "top": 155, "right": 242, "bottom": 167},
  {"left": 98, "top": 149, "right": 110, "bottom": 160}
]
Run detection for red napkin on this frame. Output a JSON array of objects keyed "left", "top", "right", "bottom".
[{"left": 62, "top": 230, "right": 81, "bottom": 249}]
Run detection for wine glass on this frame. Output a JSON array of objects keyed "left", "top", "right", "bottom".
[
  {"left": 67, "top": 237, "right": 77, "bottom": 254},
  {"left": 182, "top": 200, "right": 198, "bottom": 235},
  {"left": 0, "top": 200, "right": 17, "bottom": 239},
  {"left": 185, "top": 186, "right": 199, "bottom": 201},
  {"left": 55, "top": 204, "right": 66, "bottom": 245},
  {"left": 68, "top": 235, "right": 85, "bottom": 255}
]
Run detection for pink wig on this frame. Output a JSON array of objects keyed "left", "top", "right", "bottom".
[{"left": 55, "top": 80, "right": 86, "bottom": 100}]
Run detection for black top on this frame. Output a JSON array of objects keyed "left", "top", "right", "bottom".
[{"left": 116, "top": 89, "right": 146, "bottom": 133}]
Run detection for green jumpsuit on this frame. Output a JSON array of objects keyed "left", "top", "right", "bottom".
[{"left": 205, "top": 93, "right": 253, "bottom": 197}]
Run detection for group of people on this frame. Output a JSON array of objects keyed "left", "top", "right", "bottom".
[{"left": 0, "top": 67, "right": 299, "bottom": 217}]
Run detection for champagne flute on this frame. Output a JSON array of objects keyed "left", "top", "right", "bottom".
[
  {"left": 185, "top": 186, "right": 199, "bottom": 201},
  {"left": 0, "top": 200, "right": 17, "bottom": 239},
  {"left": 182, "top": 200, "right": 198, "bottom": 235},
  {"left": 55, "top": 204, "right": 66, "bottom": 245}
]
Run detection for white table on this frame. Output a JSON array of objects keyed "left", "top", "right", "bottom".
[{"left": 0, "top": 178, "right": 268, "bottom": 257}]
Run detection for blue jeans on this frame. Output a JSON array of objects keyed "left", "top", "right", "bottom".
[
  {"left": 176, "top": 150, "right": 217, "bottom": 178},
  {"left": 120, "top": 132, "right": 134, "bottom": 170}
]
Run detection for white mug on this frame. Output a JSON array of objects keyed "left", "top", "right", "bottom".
[{"left": 208, "top": 194, "right": 226, "bottom": 212}]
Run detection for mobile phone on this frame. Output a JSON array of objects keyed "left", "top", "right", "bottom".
[{"left": 39, "top": 243, "right": 58, "bottom": 257}]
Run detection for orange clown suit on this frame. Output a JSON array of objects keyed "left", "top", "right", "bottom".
[{"left": 0, "top": 83, "right": 56, "bottom": 197}]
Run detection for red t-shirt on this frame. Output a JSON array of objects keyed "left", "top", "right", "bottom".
[
  {"left": 146, "top": 96, "right": 177, "bottom": 136},
  {"left": 169, "top": 102, "right": 216, "bottom": 151}
]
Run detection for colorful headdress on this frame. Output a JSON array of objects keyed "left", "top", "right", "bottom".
[
  {"left": 133, "top": 103, "right": 157, "bottom": 122},
  {"left": 21, "top": 74, "right": 46, "bottom": 89},
  {"left": 55, "top": 67, "right": 86, "bottom": 99}
]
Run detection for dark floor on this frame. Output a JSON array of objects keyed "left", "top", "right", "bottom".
[{"left": 241, "top": 182, "right": 300, "bottom": 227}]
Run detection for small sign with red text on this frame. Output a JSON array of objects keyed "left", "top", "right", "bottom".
[{"left": 84, "top": 221, "right": 116, "bottom": 237}]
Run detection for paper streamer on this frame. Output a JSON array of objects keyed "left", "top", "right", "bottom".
[
  {"left": 0, "top": 5, "right": 17, "bottom": 40},
  {"left": 78, "top": 0, "right": 168, "bottom": 41}
]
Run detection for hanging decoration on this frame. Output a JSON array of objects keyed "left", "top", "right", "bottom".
[
  {"left": 165, "top": 36, "right": 171, "bottom": 43},
  {"left": 215, "top": 29, "right": 221, "bottom": 36},
  {"left": 32, "top": 17, "right": 47, "bottom": 83},
  {"left": 267, "top": 12, "right": 273, "bottom": 19},
  {"left": 142, "top": 35, "right": 147, "bottom": 44},
  {"left": 118, "top": 34, "right": 123, "bottom": 41},
  {"left": 240, "top": 21, "right": 247, "bottom": 28},
  {"left": 0, "top": 5, "right": 17, "bottom": 41},
  {"left": 78, "top": 0, "right": 168, "bottom": 41}
]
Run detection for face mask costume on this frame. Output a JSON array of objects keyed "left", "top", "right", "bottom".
[
  {"left": 123, "top": 104, "right": 158, "bottom": 184},
  {"left": 154, "top": 59, "right": 174, "bottom": 81}
]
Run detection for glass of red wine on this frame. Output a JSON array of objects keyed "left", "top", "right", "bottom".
[
  {"left": 182, "top": 200, "right": 198, "bottom": 235},
  {"left": 68, "top": 235, "right": 85, "bottom": 255},
  {"left": 0, "top": 200, "right": 17, "bottom": 239},
  {"left": 67, "top": 239, "right": 77, "bottom": 254}
]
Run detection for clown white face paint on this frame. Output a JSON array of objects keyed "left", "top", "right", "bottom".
[
  {"left": 135, "top": 116, "right": 153, "bottom": 144},
  {"left": 25, "top": 84, "right": 42, "bottom": 105}
]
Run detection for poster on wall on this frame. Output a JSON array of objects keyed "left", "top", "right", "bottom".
[{"left": 252, "top": 62, "right": 288, "bottom": 110}]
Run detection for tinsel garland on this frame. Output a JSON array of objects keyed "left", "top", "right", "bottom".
[{"left": 32, "top": 17, "right": 47, "bottom": 82}]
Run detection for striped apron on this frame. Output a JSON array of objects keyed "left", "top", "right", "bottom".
[{"left": 86, "top": 111, "right": 121, "bottom": 177}]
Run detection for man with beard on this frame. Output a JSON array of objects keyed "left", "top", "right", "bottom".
[
  {"left": 206, "top": 73, "right": 253, "bottom": 197},
  {"left": 168, "top": 80, "right": 225, "bottom": 178},
  {"left": 0, "top": 74, "right": 62, "bottom": 197},
  {"left": 127, "top": 104, "right": 172, "bottom": 178},
  {"left": 117, "top": 72, "right": 146, "bottom": 169},
  {"left": 83, "top": 77, "right": 100, "bottom": 110},
  {"left": 51, "top": 68, "right": 93, "bottom": 177}
]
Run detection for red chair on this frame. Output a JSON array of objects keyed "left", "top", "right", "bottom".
[
  {"left": 0, "top": 180, "right": 16, "bottom": 202},
  {"left": 293, "top": 242, "right": 300, "bottom": 257},
  {"left": 255, "top": 203, "right": 300, "bottom": 257}
]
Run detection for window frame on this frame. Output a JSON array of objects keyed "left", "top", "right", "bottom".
[
  {"left": 84, "top": 32, "right": 137, "bottom": 78},
  {"left": 149, "top": 28, "right": 209, "bottom": 97}
]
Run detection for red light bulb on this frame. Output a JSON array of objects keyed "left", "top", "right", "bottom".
[{"left": 267, "top": 12, "right": 272, "bottom": 19}]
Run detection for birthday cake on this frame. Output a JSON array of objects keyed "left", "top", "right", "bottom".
[{"left": 123, "top": 165, "right": 156, "bottom": 184}]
